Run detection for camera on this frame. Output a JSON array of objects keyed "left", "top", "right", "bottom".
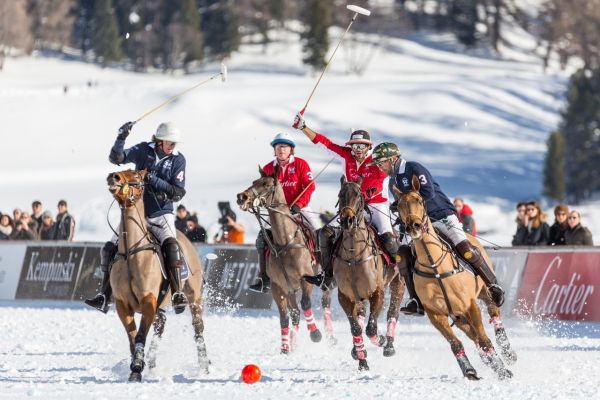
[{"left": 217, "top": 201, "right": 233, "bottom": 232}]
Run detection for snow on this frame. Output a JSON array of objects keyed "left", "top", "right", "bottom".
[
  {"left": 0, "top": 302, "right": 599, "bottom": 399},
  {"left": 1, "top": 30, "right": 596, "bottom": 246}
]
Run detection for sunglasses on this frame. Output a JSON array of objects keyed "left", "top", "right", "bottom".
[{"left": 351, "top": 143, "right": 368, "bottom": 150}]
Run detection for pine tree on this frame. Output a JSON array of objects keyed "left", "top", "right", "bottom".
[
  {"left": 560, "top": 68, "right": 600, "bottom": 202},
  {"left": 449, "top": 0, "right": 478, "bottom": 47},
  {"left": 302, "top": 0, "right": 333, "bottom": 70},
  {"left": 543, "top": 131, "right": 566, "bottom": 201},
  {"left": 91, "top": 0, "right": 122, "bottom": 66},
  {"left": 162, "top": 0, "right": 203, "bottom": 70},
  {"left": 200, "top": 0, "right": 240, "bottom": 58}
]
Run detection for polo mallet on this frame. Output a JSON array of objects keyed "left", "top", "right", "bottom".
[
  {"left": 290, "top": 156, "right": 336, "bottom": 208},
  {"left": 293, "top": 4, "right": 371, "bottom": 126},
  {"left": 132, "top": 63, "right": 228, "bottom": 125}
]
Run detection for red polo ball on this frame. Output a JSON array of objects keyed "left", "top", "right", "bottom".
[{"left": 241, "top": 364, "right": 261, "bottom": 384}]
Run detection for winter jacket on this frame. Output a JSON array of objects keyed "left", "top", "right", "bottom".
[
  {"left": 40, "top": 224, "right": 55, "bottom": 240},
  {"left": 262, "top": 156, "right": 315, "bottom": 209},
  {"left": 548, "top": 222, "right": 568, "bottom": 246},
  {"left": 512, "top": 224, "right": 528, "bottom": 246},
  {"left": 10, "top": 225, "right": 36, "bottom": 240},
  {"left": 52, "top": 212, "right": 75, "bottom": 241},
  {"left": 186, "top": 226, "right": 207, "bottom": 243},
  {"left": 312, "top": 133, "right": 389, "bottom": 204},
  {"left": 457, "top": 203, "right": 477, "bottom": 236},
  {"left": 565, "top": 224, "right": 594, "bottom": 246},
  {"left": 175, "top": 216, "right": 188, "bottom": 233},
  {"left": 524, "top": 222, "right": 550, "bottom": 246}
]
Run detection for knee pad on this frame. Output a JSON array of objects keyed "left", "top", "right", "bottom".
[
  {"left": 396, "top": 245, "right": 414, "bottom": 274},
  {"left": 162, "top": 237, "right": 181, "bottom": 263},
  {"left": 256, "top": 229, "right": 270, "bottom": 250}
]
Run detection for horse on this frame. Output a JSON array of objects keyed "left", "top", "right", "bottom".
[
  {"left": 237, "top": 166, "right": 332, "bottom": 353},
  {"left": 334, "top": 177, "right": 405, "bottom": 371},
  {"left": 107, "top": 169, "right": 210, "bottom": 382},
  {"left": 393, "top": 175, "right": 516, "bottom": 380}
]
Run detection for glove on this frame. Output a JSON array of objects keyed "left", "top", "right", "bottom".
[
  {"left": 144, "top": 170, "right": 158, "bottom": 186},
  {"left": 292, "top": 112, "right": 306, "bottom": 130},
  {"left": 117, "top": 121, "right": 134, "bottom": 140},
  {"left": 290, "top": 204, "right": 301, "bottom": 215}
]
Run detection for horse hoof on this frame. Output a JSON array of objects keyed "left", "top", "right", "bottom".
[
  {"left": 281, "top": 347, "right": 289, "bottom": 355},
  {"left": 327, "top": 336, "right": 338, "bottom": 346},
  {"left": 497, "top": 368, "right": 513, "bottom": 380},
  {"left": 383, "top": 346, "right": 396, "bottom": 357},
  {"left": 128, "top": 372, "right": 142, "bottom": 382},
  {"left": 358, "top": 360, "right": 369, "bottom": 371},
  {"left": 464, "top": 370, "right": 480, "bottom": 381},
  {"left": 310, "top": 329, "right": 322, "bottom": 343},
  {"left": 174, "top": 305, "right": 186, "bottom": 315}
]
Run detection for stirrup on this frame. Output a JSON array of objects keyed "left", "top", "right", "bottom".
[
  {"left": 488, "top": 284, "right": 505, "bottom": 307},
  {"left": 84, "top": 293, "right": 110, "bottom": 314},
  {"left": 171, "top": 292, "right": 188, "bottom": 314},
  {"left": 248, "top": 277, "right": 271, "bottom": 293},
  {"left": 400, "top": 298, "right": 424, "bottom": 316},
  {"left": 303, "top": 272, "right": 334, "bottom": 291}
]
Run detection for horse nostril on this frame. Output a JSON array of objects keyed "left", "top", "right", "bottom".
[
  {"left": 413, "top": 223, "right": 421, "bottom": 231},
  {"left": 237, "top": 193, "right": 248, "bottom": 204}
]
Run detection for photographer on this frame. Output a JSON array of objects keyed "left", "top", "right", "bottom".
[{"left": 214, "top": 202, "right": 245, "bottom": 244}]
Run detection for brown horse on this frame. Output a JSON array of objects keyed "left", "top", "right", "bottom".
[
  {"left": 335, "top": 177, "right": 404, "bottom": 371},
  {"left": 393, "top": 176, "right": 515, "bottom": 380},
  {"left": 107, "top": 169, "right": 209, "bottom": 382},
  {"left": 237, "top": 166, "right": 329, "bottom": 353}
]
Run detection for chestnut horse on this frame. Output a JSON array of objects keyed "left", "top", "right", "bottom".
[
  {"left": 393, "top": 176, "right": 516, "bottom": 380},
  {"left": 335, "top": 177, "right": 405, "bottom": 371},
  {"left": 107, "top": 169, "right": 209, "bottom": 382},
  {"left": 237, "top": 167, "right": 332, "bottom": 353}
]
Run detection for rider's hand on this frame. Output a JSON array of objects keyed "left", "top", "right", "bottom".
[
  {"left": 117, "top": 121, "right": 134, "bottom": 140},
  {"left": 290, "top": 204, "right": 301, "bottom": 215},
  {"left": 144, "top": 170, "right": 158, "bottom": 186},
  {"left": 292, "top": 112, "right": 306, "bottom": 130}
]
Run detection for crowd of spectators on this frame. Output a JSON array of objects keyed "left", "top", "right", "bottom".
[
  {"left": 175, "top": 205, "right": 208, "bottom": 243},
  {"left": 512, "top": 201, "right": 594, "bottom": 246},
  {"left": 0, "top": 200, "right": 75, "bottom": 241}
]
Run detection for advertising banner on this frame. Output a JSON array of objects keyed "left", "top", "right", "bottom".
[
  {"left": 488, "top": 249, "right": 528, "bottom": 313},
  {"left": 0, "top": 243, "right": 27, "bottom": 300},
  {"left": 72, "top": 244, "right": 102, "bottom": 302},
  {"left": 15, "top": 244, "right": 86, "bottom": 300},
  {"left": 517, "top": 251, "right": 600, "bottom": 321}
]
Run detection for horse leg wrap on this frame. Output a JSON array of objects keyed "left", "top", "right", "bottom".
[
  {"left": 281, "top": 327, "right": 290, "bottom": 353},
  {"left": 353, "top": 336, "right": 367, "bottom": 360},
  {"left": 357, "top": 314, "right": 366, "bottom": 332},
  {"left": 324, "top": 308, "right": 334, "bottom": 336},
  {"left": 386, "top": 317, "right": 397, "bottom": 338},
  {"left": 489, "top": 316, "right": 504, "bottom": 330},
  {"left": 303, "top": 309, "right": 317, "bottom": 332},
  {"left": 130, "top": 342, "right": 145, "bottom": 373}
]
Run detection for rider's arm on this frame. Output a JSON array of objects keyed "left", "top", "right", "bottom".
[
  {"left": 294, "top": 159, "right": 315, "bottom": 209},
  {"left": 411, "top": 162, "right": 437, "bottom": 202},
  {"left": 310, "top": 131, "right": 348, "bottom": 158},
  {"left": 301, "top": 126, "right": 317, "bottom": 141},
  {"left": 148, "top": 157, "right": 187, "bottom": 201}
]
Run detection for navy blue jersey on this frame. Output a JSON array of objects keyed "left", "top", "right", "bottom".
[
  {"left": 389, "top": 159, "right": 455, "bottom": 221},
  {"left": 110, "top": 138, "right": 186, "bottom": 218}
]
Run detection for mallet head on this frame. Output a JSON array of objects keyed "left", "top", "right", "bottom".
[
  {"left": 220, "top": 63, "right": 228, "bottom": 82},
  {"left": 346, "top": 4, "right": 371, "bottom": 16}
]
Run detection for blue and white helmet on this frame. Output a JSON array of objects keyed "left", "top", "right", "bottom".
[{"left": 270, "top": 132, "right": 296, "bottom": 148}]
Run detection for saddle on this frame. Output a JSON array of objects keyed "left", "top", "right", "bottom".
[{"left": 264, "top": 216, "right": 318, "bottom": 264}]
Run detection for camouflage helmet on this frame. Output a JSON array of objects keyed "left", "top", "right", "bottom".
[{"left": 370, "top": 142, "right": 401, "bottom": 165}]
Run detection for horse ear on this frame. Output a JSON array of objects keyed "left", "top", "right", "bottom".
[
  {"left": 357, "top": 176, "right": 363, "bottom": 186},
  {"left": 273, "top": 164, "right": 279, "bottom": 180},
  {"left": 392, "top": 184, "right": 402, "bottom": 199},
  {"left": 258, "top": 165, "right": 267, "bottom": 177},
  {"left": 411, "top": 175, "right": 420, "bottom": 191},
  {"left": 340, "top": 175, "right": 347, "bottom": 186}
]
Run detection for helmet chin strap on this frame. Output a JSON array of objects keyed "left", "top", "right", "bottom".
[{"left": 155, "top": 141, "right": 168, "bottom": 158}]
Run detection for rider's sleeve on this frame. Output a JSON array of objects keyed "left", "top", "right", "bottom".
[
  {"left": 109, "top": 138, "right": 126, "bottom": 164},
  {"left": 294, "top": 159, "right": 315, "bottom": 209},
  {"left": 150, "top": 156, "right": 186, "bottom": 201},
  {"left": 411, "top": 162, "right": 436, "bottom": 202},
  {"left": 312, "top": 133, "right": 348, "bottom": 158}
]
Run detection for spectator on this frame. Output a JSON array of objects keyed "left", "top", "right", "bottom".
[
  {"left": 565, "top": 211, "right": 594, "bottom": 246},
  {"left": 512, "top": 201, "right": 528, "bottom": 246},
  {"left": 185, "top": 214, "right": 207, "bottom": 243},
  {"left": 52, "top": 199, "right": 75, "bottom": 240},
  {"left": 12, "top": 208, "right": 23, "bottom": 228},
  {"left": 39, "top": 210, "right": 55, "bottom": 240},
  {"left": 523, "top": 201, "right": 550, "bottom": 246},
  {"left": 214, "top": 211, "right": 245, "bottom": 244},
  {"left": 31, "top": 200, "right": 43, "bottom": 228},
  {"left": 0, "top": 213, "right": 13, "bottom": 240},
  {"left": 453, "top": 197, "right": 477, "bottom": 236},
  {"left": 21, "top": 212, "right": 39, "bottom": 238},
  {"left": 548, "top": 204, "right": 569, "bottom": 246},
  {"left": 175, "top": 204, "right": 190, "bottom": 234},
  {"left": 10, "top": 215, "right": 36, "bottom": 240}
]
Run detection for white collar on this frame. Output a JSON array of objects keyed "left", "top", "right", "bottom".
[
  {"left": 273, "top": 155, "right": 295, "bottom": 167},
  {"left": 397, "top": 158, "right": 406, "bottom": 174}
]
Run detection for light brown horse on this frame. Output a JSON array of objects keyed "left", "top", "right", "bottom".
[
  {"left": 108, "top": 169, "right": 209, "bottom": 382},
  {"left": 335, "top": 177, "right": 404, "bottom": 371},
  {"left": 393, "top": 176, "right": 515, "bottom": 380},
  {"left": 237, "top": 166, "right": 327, "bottom": 353}
]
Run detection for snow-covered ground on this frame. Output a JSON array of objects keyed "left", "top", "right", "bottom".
[
  {"left": 1, "top": 30, "right": 597, "bottom": 246},
  {"left": 0, "top": 302, "right": 599, "bottom": 399}
]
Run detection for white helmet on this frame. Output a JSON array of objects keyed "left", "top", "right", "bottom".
[
  {"left": 270, "top": 132, "right": 296, "bottom": 148},
  {"left": 154, "top": 122, "right": 183, "bottom": 143}
]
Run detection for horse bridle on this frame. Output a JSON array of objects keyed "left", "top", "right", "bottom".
[{"left": 339, "top": 181, "right": 366, "bottom": 231}]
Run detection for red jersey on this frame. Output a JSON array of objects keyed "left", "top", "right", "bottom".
[
  {"left": 312, "top": 133, "right": 388, "bottom": 204},
  {"left": 262, "top": 156, "right": 315, "bottom": 209}
]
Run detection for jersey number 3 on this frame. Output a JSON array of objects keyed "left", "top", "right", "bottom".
[{"left": 418, "top": 174, "right": 428, "bottom": 185}]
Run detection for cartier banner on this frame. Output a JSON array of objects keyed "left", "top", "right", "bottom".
[
  {"left": 16, "top": 245, "right": 86, "bottom": 300},
  {"left": 517, "top": 251, "right": 600, "bottom": 321}
]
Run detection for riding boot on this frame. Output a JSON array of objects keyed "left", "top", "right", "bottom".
[
  {"left": 455, "top": 240, "right": 505, "bottom": 307},
  {"left": 303, "top": 226, "right": 335, "bottom": 290},
  {"left": 248, "top": 235, "right": 271, "bottom": 293},
  {"left": 379, "top": 232, "right": 399, "bottom": 265},
  {"left": 163, "top": 238, "right": 188, "bottom": 314},
  {"left": 397, "top": 245, "right": 424, "bottom": 316},
  {"left": 84, "top": 241, "right": 117, "bottom": 313}
]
